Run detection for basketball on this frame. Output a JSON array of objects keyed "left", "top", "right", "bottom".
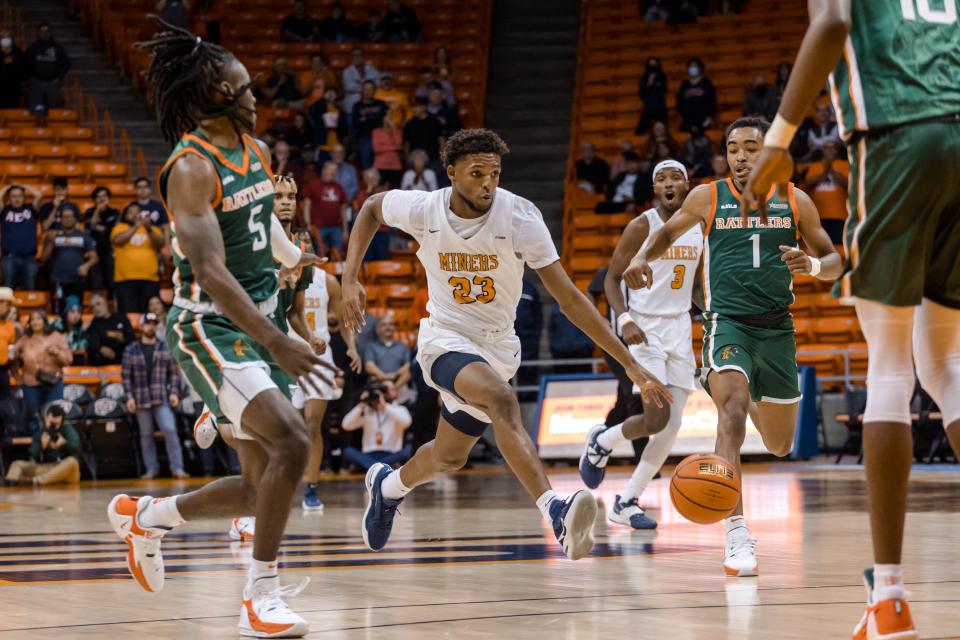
[{"left": 670, "top": 454, "right": 741, "bottom": 524}]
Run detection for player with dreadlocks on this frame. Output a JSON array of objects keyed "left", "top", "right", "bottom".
[{"left": 106, "top": 18, "right": 334, "bottom": 638}]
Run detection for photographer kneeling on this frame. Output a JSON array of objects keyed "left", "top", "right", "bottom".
[
  {"left": 5, "top": 404, "right": 80, "bottom": 485},
  {"left": 341, "top": 381, "right": 412, "bottom": 470}
]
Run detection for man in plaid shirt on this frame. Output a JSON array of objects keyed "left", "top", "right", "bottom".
[{"left": 121, "top": 312, "right": 188, "bottom": 479}]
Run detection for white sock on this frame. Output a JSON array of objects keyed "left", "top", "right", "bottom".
[
  {"left": 139, "top": 496, "right": 186, "bottom": 530},
  {"left": 246, "top": 558, "right": 279, "bottom": 594},
  {"left": 873, "top": 564, "right": 905, "bottom": 601},
  {"left": 596, "top": 424, "right": 626, "bottom": 450},
  {"left": 381, "top": 469, "right": 412, "bottom": 501},
  {"left": 536, "top": 490, "right": 558, "bottom": 521},
  {"left": 623, "top": 460, "right": 659, "bottom": 501},
  {"left": 725, "top": 515, "right": 747, "bottom": 536}
]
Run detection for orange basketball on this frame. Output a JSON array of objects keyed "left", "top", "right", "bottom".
[{"left": 669, "top": 454, "right": 741, "bottom": 524}]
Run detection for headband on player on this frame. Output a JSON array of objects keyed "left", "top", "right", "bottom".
[{"left": 652, "top": 160, "right": 688, "bottom": 182}]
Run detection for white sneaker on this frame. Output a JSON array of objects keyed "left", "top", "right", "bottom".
[
  {"left": 229, "top": 517, "right": 256, "bottom": 541},
  {"left": 193, "top": 409, "right": 218, "bottom": 450},
  {"left": 723, "top": 525, "right": 758, "bottom": 577},
  {"left": 239, "top": 575, "right": 310, "bottom": 638},
  {"left": 107, "top": 494, "right": 167, "bottom": 592}
]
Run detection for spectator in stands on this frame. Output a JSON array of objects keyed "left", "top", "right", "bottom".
[
  {"left": 341, "top": 47, "right": 380, "bottom": 119},
  {"left": 401, "top": 149, "right": 438, "bottom": 191},
  {"left": 415, "top": 66, "right": 456, "bottom": 106},
  {"left": 300, "top": 54, "right": 336, "bottom": 107},
  {"left": 351, "top": 79, "right": 390, "bottom": 168},
  {"left": 39, "top": 177, "right": 79, "bottom": 232},
  {"left": 384, "top": 0, "right": 421, "bottom": 42},
  {"left": 681, "top": 124, "right": 716, "bottom": 177},
  {"left": 642, "top": 120, "right": 678, "bottom": 160},
  {"left": 25, "top": 23, "right": 69, "bottom": 115},
  {"left": 85, "top": 293, "right": 133, "bottom": 366},
  {"left": 426, "top": 82, "right": 460, "bottom": 135},
  {"left": 548, "top": 303, "right": 595, "bottom": 373},
  {"left": 281, "top": 0, "right": 317, "bottom": 42},
  {"left": 709, "top": 153, "right": 729, "bottom": 178},
  {"left": 651, "top": 140, "right": 674, "bottom": 164},
  {"left": 271, "top": 140, "right": 305, "bottom": 186},
  {"left": 609, "top": 139, "right": 636, "bottom": 178},
  {"left": 262, "top": 58, "right": 304, "bottom": 109},
  {"left": 363, "top": 9, "right": 388, "bottom": 43},
  {"left": 0, "top": 287, "right": 16, "bottom": 400},
  {"left": 742, "top": 74, "right": 779, "bottom": 122},
  {"left": 122, "top": 312, "right": 187, "bottom": 479},
  {"left": 55, "top": 295, "right": 88, "bottom": 353},
  {"left": 341, "top": 380, "right": 412, "bottom": 470},
  {"left": 0, "top": 184, "right": 42, "bottom": 290},
  {"left": 372, "top": 115, "right": 403, "bottom": 187},
  {"left": 0, "top": 32, "right": 27, "bottom": 109},
  {"left": 803, "top": 140, "right": 848, "bottom": 243},
  {"left": 403, "top": 96, "right": 444, "bottom": 162},
  {"left": 363, "top": 315, "right": 411, "bottom": 389},
  {"left": 774, "top": 61, "right": 792, "bottom": 102},
  {"left": 15, "top": 310, "right": 71, "bottom": 427},
  {"left": 316, "top": 2, "right": 355, "bottom": 43},
  {"left": 575, "top": 142, "right": 610, "bottom": 194},
  {"left": 309, "top": 87, "right": 349, "bottom": 162},
  {"left": 676, "top": 57, "right": 716, "bottom": 132},
  {"left": 329, "top": 143, "right": 359, "bottom": 200},
  {"left": 132, "top": 177, "right": 169, "bottom": 239},
  {"left": 304, "top": 161, "right": 349, "bottom": 257},
  {"left": 111, "top": 203, "right": 163, "bottom": 315},
  {"left": 281, "top": 111, "right": 313, "bottom": 154},
  {"left": 643, "top": 0, "right": 671, "bottom": 21},
  {"left": 433, "top": 46, "right": 453, "bottom": 77},
  {"left": 147, "top": 296, "right": 167, "bottom": 337},
  {"left": 4, "top": 404, "right": 80, "bottom": 486},
  {"left": 375, "top": 72, "right": 408, "bottom": 127},
  {"left": 157, "top": 0, "right": 190, "bottom": 29},
  {"left": 598, "top": 151, "right": 652, "bottom": 213},
  {"left": 354, "top": 168, "right": 392, "bottom": 260},
  {"left": 42, "top": 208, "right": 96, "bottom": 316},
  {"left": 83, "top": 186, "right": 120, "bottom": 294},
  {"left": 636, "top": 57, "right": 668, "bottom": 134},
  {"left": 806, "top": 102, "right": 842, "bottom": 161}
]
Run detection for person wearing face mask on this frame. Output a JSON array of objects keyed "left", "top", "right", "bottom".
[
  {"left": 676, "top": 56, "right": 716, "bottom": 132},
  {"left": 0, "top": 33, "right": 26, "bottom": 109},
  {"left": 636, "top": 57, "right": 668, "bottom": 134},
  {"left": 742, "top": 74, "right": 779, "bottom": 122},
  {"left": 25, "top": 23, "right": 70, "bottom": 116}
]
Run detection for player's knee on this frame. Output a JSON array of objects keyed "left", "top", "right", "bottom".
[
  {"left": 762, "top": 433, "right": 793, "bottom": 457},
  {"left": 273, "top": 419, "right": 310, "bottom": 479},
  {"left": 478, "top": 385, "right": 520, "bottom": 424},
  {"left": 433, "top": 447, "right": 469, "bottom": 473},
  {"left": 646, "top": 404, "right": 671, "bottom": 434}
]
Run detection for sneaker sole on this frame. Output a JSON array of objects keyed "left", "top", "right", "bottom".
[
  {"left": 564, "top": 491, "right": 598, "bottom": 560},
  {"left": 723, "top": 563, "right": 759, "bottom": 577},
  {"left": 361, "top": 463, "right": 387, "bottom": 551},
  {"left": 301, "top": 504, "right": 325, "bottom": 512},
  {"left": 578, "top": 425, "right": 607, "bottom": 489}
]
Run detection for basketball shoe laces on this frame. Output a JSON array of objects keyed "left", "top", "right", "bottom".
[
  {"left": 254, "top": 577, "right": 311, "bottom": 614},
  {"left": 726, "top": 527, "right": 756, "bottom": 559},
  {"left": 587, "top": 437, "right": 612, "bottom": 466}
]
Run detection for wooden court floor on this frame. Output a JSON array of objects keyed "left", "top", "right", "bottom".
[{"left": 0, "top": 463, "right": 957, "bottom": 639}]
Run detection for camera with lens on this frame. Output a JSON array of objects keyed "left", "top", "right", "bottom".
[{"left": 363, "top": 381, "right": 388, "bottom": 407}]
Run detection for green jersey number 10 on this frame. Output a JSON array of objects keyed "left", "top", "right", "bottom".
[{"left": 900, "top": 0, "right": 957, "bottom": 24}]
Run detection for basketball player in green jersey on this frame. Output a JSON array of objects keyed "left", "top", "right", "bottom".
[
  {"left": 625, "top": 116, "right": 842, "bottom": 577},
  {"left": 106, "top": 19, "right": 334, "bottom": 638},
  {"left": 743, "top": 3, "right": 960, "bottom": 638}
]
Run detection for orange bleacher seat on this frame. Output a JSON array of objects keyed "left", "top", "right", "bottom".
[
  {"left": 790, "top": 292, "right": 815, "bottom": 317},
  {"left": 67, "top": 143, "right": 111, "bottom": 161},
  {"left": 28, "top": 143, "right": 69, "bottom": 161},
  {"left": 0, "top": 109, "right": 36, "bottom": 126},
  {"left": 106, "top": 182, "right": 137, "bottom": 198},
  {"left": 846, "top": 342, "right": 868, "bottom": 378},
  {"left": 813, "top": 317, "right": 859, "bottom": 344},
  {"left": 101, "top": 364, "right": 123, "bottom": 384},
  {"left": 46, "top": 109, "right": 80, "bottom": 123},
  {"left": 571, "top": 233, "right": 619, "bottom": 256},
  {"left": 364, "top": 260, "right": 415, "bottom": 284},
  {"left": 0, "top": 144, "right": 28, "bottom": 161},
  {"left": 691, "top": 320, "right": 704, "bottom": 350},
  {"left": 382, "top": 283, "right": 417, "bottom": 308},
  {"left": 0, "top": 127, "right": 10, "bottom": 141},
  {"left": 52, "top": 126, "right": 95, "bottom": 143},
  {"left": 14, "top": 291, "right": 48, "bottom": 309},
  {"left": 44, "top": 162, "right": 86, "bottom": 180},
  {"left": 1, "top": 161, "right": 45, "bottom": 181},
  {"left": 62, "top": 366, "right": 102, "bottom": 388},
  {"left": 67, "top": 183, "right": 98, "bottom": 198},
  {"left": 797, "top": 344, "right": 842, "bottom": 381},
  {"left": 793, "top": 317, "right": 813, "bottom": 345},
  {"left": 792, "top": 274, "right": 820, "bottom": 293},
  {"left": 569, "top": 256, "right": 607, "bottom": 280},
  {"left": 14, "top": 127, "right": 55, "bottom": 142},
  {"left": 87, "top": 162, "right": 128, "bottom": 181},
  {"left": 814, "top": 292, "right": 853, "bottom": 317}
]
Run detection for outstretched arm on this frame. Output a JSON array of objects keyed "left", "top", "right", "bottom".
[
  {"left": 788, "top": 186, "right": 844, "bottom": 281},
  {"left": 742, "top": 0, "right": 851, "bottom": 213},
  {"left": 537, "top": 261, "right": 672, "bottom": 407},
  {"left": 624, "top": 185, "right": 710, "bottom": 289},
  {"left": 604, "top": 215, "right": 651, "bottom": 346}
]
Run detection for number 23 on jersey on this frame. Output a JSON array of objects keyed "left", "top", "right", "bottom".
[{"left": 449, "top": 275, "right": 497, "bottom": 304}]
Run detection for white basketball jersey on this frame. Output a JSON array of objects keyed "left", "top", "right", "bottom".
[
  {"left": 627, "top": 208, "right": 703, "bottom": 317},
  {"left": 302, "top": 268, "right": 331, "bottom": 344},
  {"left": 416, "top": 188, "right": 550, "bottom": 338}
]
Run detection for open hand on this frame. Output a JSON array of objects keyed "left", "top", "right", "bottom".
[
  {"left": 341, "top": 280, "right": 367, "bottom": 334},
  {"left": 626, "top": 363, "right": 673, "bottom": 408}
]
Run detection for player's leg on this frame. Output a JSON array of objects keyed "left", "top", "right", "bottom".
[
  {"left": 302, "top": 398, "right": 328, "bottom": 511},
  {"left": 753, "top": 401, "right": 799, "bottom": 457}
]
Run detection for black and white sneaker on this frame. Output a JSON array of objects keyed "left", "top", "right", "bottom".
[{"left": 549, "top": 490, "right": 598, "bottom": 560}]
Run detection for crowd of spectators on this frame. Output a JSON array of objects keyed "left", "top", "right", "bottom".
[
  {"left": 0, "top": 23, "right": 71, "bottom": 115},
  {"left": 281, "top": 1, "right": 422, "bottom": 44}
]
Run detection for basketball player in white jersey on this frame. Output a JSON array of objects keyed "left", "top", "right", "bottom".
[
  {"left": 341, "top": 129, "right": 672, "bottom": 561},
  {"left": 579, "top": 160, "right": 700, "bottom": 530}
]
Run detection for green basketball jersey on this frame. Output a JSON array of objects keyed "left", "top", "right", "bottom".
[
  {"left": 830, "top": 0, "right": 960, "bottom": 141},
  {"left": 703, "top": 179, "right": 798, "bottom": 316},
  {"left": 160, "top": 131, "right": 277, "bottom": 305}
]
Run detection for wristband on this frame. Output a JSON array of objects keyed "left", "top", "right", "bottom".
[
  {"left": 809, "top": 256, "right": 822, "bottom": 277},
  {"left": 617, "top": 312, "right": 635, "bottom": 332},
  {"left": 765, "top": 113, "right": 799, "bottom": 150}
]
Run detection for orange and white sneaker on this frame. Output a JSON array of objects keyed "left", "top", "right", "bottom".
[
  {"left": 723, "top": 526, "right": 758, "bottom": 577},
  {"left": 230, "top": 517, "right": 256, "bottom": 541},
  {"left": 107, "top": 494, "right": 167, "bottom": 593},
  {"left": 193, "top": 409, "right": 218, "bottom": 450},
  {"left": 852, "top": 569, "right": 917, "bottom": 640},
  {"left": 239, "top": 575, "right": 310, "bottom": 638}
]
